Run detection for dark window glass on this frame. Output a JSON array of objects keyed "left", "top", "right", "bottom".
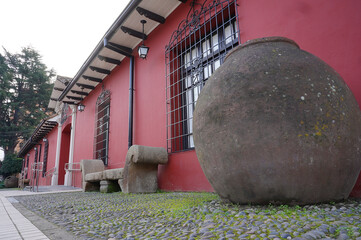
[
  {"left": 166, "top": 0, "right": 240, "bottom": 152},
  {"left": 42, "top": 140, "right": 49, "bottom": 177},
  {"left": 93, "top": 90, "right": 110, "bottom": 165}
]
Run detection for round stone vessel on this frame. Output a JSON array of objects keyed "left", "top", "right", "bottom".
[
  {"left": 193, "top": 37, "right": 361, "bottom": 205},
  {"left": 4, "top": 175, "right": 18, "bottom": 188}
]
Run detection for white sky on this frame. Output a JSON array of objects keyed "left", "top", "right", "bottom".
[
  {"left": 0, "top": 0, "right": 130, "bottom": 160},
  {"left": 0, "top": 0, "right": 130, "bottom": 78}
]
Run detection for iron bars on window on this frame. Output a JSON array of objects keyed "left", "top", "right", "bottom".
[
  {"left": 93, "top": 89, "right": 111, "bottom": 165},
  {"left": 165, "top": 0, "right": 240, "bottom": 153}
]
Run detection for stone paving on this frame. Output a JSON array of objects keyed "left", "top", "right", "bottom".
[
  {"left": 0, "top": 186, "right": 81, "bottom": 240},
  {"left": 0, "top": 189, "right": 50, "bottom": 240},
  {"left": 13, "top": 191, "right": 361, "bottom": 240}
]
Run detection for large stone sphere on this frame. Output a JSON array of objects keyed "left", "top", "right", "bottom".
[
  {"left": 193, "top": 37, "right": 361, "bottom": 205},
  {"left": 4, "top": 175, "right": 18, "bottom": 188}
]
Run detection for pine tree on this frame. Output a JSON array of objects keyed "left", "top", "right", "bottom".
[{"left": 0, "top": 47, "right": 54, "bottom": 157}]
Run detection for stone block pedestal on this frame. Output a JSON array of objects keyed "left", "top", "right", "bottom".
[{"left": 100, "top": 180, "right": 120, "bottom": 193}]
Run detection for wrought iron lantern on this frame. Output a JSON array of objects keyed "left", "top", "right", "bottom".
[
  {"left": 138, "top": 20, "right": 149, "bottom": 59},
  {"left": 78, "top": 103, "right": 85, "bottom": 112},
  {"left": 77, "top": 87, "right": 86, "bottom": 112}
]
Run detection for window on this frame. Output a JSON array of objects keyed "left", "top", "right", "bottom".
[
  {"left": 42, "top": 140, "right": 49, "bottom": 177},
  {"left": 34, "top": 147, "right": 38, "bottom": 163},
  {"left": 166, "top": 0, "right": 239, "bottom": 152},
  {"left": 93, "top": 89, "right": 110, "bottom": 165},
  {"left": 26, "top": 154, "right": 29, "bottom": 178}
]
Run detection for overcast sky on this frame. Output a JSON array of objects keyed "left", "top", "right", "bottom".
[
  {"left": 0, "top": 0, "right": 130, "bottom": 160},
  {"left": 0, "top": 0, "right": 130, "bottom": 78}
]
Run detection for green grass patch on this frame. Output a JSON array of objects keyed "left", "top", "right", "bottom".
[{"left": 121, "top": 192, "right": 219, "bottom": 217}]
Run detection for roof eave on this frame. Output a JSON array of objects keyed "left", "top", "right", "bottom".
[{"left": 58, "top": 0, "right": 143, "bottom": 101}]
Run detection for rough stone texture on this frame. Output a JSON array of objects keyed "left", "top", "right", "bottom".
[
  {"left": 84, "top": 172, "right": 104, "bottom": 182},
  {"left": 193, "top": 36, "right": 361, "bottom": 205},
  {"left": 12, "top": 202, "right": 80, "bottom": 240},
  {"left": 120, "top": 145, "right": 168, "bottom": 193},
  {"left": 4, "top": 176, "right": 18, "bottom": 188},
  {"left": 14, "top": 192, "right": 361, "bottom": 240},
  {"left": 80, "top": 159, "right": 104, "bottom": 192},
  {"left": 103, "top": 168, "right": 123, "bottom": 180},
  {"left": 99, "top": 180, "right": 120, "bottom": 193},
  {"left": 81, "top": 160, "right": 124, "bottom": 193}
]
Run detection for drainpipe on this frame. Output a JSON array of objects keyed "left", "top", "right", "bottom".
[
  {"left": 39, "top": 144, "right": 42, "bottom": 164},
  {"left": 36, "top": 143, "right": 42, "bottom": 191},
  {"left": 35, "top": 143, "right": 42, "bottom": 164},
  {"left": 64, "top": 105, "right": 77, "bottom": 186},
  {"left": 52, "top": 121, "right": 62, "bottom": 185},
  {"left": 128, "top": 56, "right": 135, "bottom": 149}
]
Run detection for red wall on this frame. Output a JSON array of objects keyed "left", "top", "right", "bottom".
[
  {"left": 66, "top": 0, "right": 361, "bottom": 193},
  {"left": 59, "top": 124, "right": 71, "bottom": 185},
  {"left": 73, "top": 59, "right": 131, "bottom": 173},
  {"left": 24, "top": 149, "right": 35, "bottom": 180},
  {"left": 135, "top": 3, "right": 214, "bottom": 191},
  {"left": 45, "top": 126, "right": 58, "bottom": 183},
  {"left": 237, "top": 0, "right": 361, "bottom": 107},
  {"left": 70, "top": 0, "right": 214, "bottom": 191},
  {"left": 21, "top": 125, "right": 59, "bottom": 186},
  {"left": 236, "top": 0, "right": 361, "bottom": 196},
  {"left": 22, "top": 141, "right": 44, "bottom": 186},
  {"left": 37, "top": 130, "right": 58, "bottom": 186}
]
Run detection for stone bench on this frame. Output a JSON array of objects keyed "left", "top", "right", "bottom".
[
  {"left": 80, "top": 159, "right": 123, "bottom": 193},
  {"left": 119, "top": 145, "right": 168, "bottom": 193},
  {"left": 81, "top": 145, "right": 168, "bottom": 194}
]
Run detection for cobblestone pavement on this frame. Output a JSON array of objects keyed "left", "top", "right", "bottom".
[
  {"left": 14, "top": 192, "right": 361, "bottom": 240},
  {"left": 0, "top": 186, "right": 80, "bottom": 240}
]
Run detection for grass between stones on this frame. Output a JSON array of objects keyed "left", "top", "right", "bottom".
[{"left": 14, "top": 192, "right": 361, "bottom": 240}]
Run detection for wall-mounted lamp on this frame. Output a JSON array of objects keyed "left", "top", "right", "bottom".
[
  {"left": 138, "top": 20, "right": 149, "bottom": 59},
  {"left": 77, "top": 87, "right": 86, "bottom": 112},
  {"left": 43, "top": 138, "right": 48, "bottom": 142},
  {"left": 27, "top": 153, "right": 30, "bottom": 157},
  {"left": 78, "top": 103, "right": 85, "bottom": 112},
  {"left": 34, "top": 147, "right": 37, "bottom": 151}
]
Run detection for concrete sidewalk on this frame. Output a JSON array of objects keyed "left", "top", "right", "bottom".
[{"left": 0, "top": 186, "right": 81, "bottom": 240}]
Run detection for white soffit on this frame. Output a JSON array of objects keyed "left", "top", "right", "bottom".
[
  {"left": 61, "top": 0, "right": 184, "bottom": 104},
  {"left": 48, "top": 75, "right": 71, "bottom": 109}
]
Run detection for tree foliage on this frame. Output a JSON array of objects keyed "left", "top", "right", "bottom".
[
  {"left": 0, "top": 153, "right": 22, "bottom": 177},
  {"left": 0, "top": 47, "right": 54, "bottom": 157}
]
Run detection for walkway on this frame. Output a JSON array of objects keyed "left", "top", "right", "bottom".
[{"left": 0, "top": 186, "right": 81, "bottom": 240}]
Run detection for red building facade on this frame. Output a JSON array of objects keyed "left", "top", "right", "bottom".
[{"left": 18, "top": 0, "right": 361, "bottom": 196}]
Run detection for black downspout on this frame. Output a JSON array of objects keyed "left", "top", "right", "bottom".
[
  {"left": 38, "top": 144, "right": 42, "bottom": 164},
  {"left": 34, "top": 143, "right": 42, "bottom": 164},
  {"left": 128, "top": 56, "right": 135, "bottom": 149}
]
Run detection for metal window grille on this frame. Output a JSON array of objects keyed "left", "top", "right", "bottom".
[
  {"left": 165, "top": 0, "right": 240, "bottom": 153},
  {"left": 93, "top": 89, "right": 111, "bottom": 165},
  {"left": 34, "top": 148, "right": 38, "bottom": 163},
  {"left": 22, "top": 158, "right": 25, "bottom": 176},
  {"left": 42, "top": 140, "right": 49, "bottom": 177},
  {"left": 26, "top": 155, "right": 29, "bottom": 178}
]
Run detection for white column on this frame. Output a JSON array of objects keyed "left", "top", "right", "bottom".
[
  {"left": 51, "top": 121, "right": 62, "bottom": 186},
  {"left": 64, "top": 106, "right": 77, "bottom": 186}
]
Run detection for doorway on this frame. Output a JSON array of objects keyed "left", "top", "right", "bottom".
[{"left": 58, "top": 124, "right": 71, "bottom": 185}]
